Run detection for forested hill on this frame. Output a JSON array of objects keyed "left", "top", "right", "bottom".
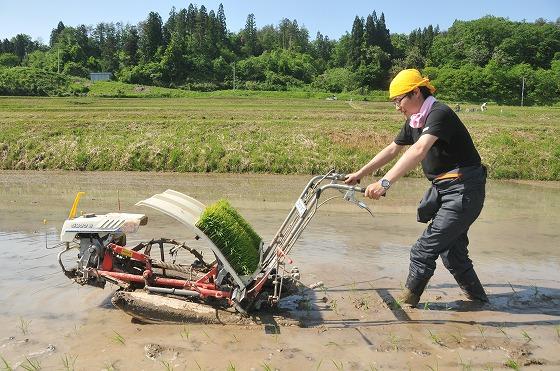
[{"left": 1, "top": 4, "right": 559, "bottom": 105}]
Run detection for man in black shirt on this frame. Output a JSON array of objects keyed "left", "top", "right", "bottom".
[{"left": 345, "top": 69, "right": 488, "bottom": 307}]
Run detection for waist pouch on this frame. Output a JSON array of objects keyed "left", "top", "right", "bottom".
[
  {"left": 417, "top": 165, "right": 487, "bottom": 223},
  {"left": 417, "top": 186, "right": 439, "bottom": 223}
]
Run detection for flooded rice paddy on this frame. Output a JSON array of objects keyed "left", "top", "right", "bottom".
[{"left": 0, "top": 170, "right": 559, "bottom": 370}]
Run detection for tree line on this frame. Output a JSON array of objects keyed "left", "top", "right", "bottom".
[{"left": 1, "top": 4, "right": 559, "bottom": 105}]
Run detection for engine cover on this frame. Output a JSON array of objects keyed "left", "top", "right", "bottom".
[{"left": 60, "top": 213, "right": 148, "bottom": 242}]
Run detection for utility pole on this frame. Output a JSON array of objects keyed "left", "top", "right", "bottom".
[
  {"left": 232, "top": 62, "right": 236, "bottom": 90},
  {"left": 521, "top": 76, "right": 525, "bottom": 106}
]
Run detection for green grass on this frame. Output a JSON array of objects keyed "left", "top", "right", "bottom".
[
  {"left": 196, "top": 199, "right": 261, "bottom": 276},
  {"left": 86, "top": 81, "right": 388, "bottom": 101},
  {"left": 0, "top": 95, "right": 559, "bottom": 180}
]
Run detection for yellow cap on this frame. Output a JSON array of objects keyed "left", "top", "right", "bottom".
[{"left": 389, "top": 69, "right": 436, "bottom": 99}]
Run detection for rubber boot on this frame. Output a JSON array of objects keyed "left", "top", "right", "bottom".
[
  {"left": 454, "top": 268, "right": 488, "bottom": 302},
  {"left": 398, "top": 273, "right": 430, "bottom": 307}
]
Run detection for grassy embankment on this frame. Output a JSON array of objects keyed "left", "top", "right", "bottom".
[
  {"left": 0, "top": 93, "right": 559, "bottom": 180},
  {"left": 85, "top": 81, "right": 388, "bottom": 101}
]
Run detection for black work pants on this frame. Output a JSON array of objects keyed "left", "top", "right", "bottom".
[{"left": 409, "top": 167, "right": 486, "bottom": 281}]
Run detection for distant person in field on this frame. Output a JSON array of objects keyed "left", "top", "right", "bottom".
[
  {"left": 345, "top": 69, "right": 488, "bottom": 307},
  {"left": 480, "top": 102, "right": 487, "bottom": 111}
]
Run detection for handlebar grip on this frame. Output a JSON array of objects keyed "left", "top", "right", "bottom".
[
  {"left": 355, "top": 186, "right": 385, "bottom": 196},
  {"left": 342, "top": 175, "right": 360, "bottom": 184}
]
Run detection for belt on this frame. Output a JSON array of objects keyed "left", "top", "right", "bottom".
[{"left": 434, "top": 172, "right": 462, "bottom": 181}]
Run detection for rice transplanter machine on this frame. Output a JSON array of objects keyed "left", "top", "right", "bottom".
[{"left": 58, "top": 171, "right": 370, "bottom": 317}]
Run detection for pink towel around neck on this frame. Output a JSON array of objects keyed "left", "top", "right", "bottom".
[{"left": 409, "top": 96, "right": 436, "bottom": 129}]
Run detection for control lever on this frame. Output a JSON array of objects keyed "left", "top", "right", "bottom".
[{"left": 343, "top": 187, "right": 374, "bottom": 217}]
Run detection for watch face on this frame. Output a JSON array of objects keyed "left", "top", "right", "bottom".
[{"left": 381, "top": 179, "right": 390, "bottom": 189}]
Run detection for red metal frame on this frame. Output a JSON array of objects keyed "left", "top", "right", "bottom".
[{"left": 96, "top": 243, "right": 232, "bottom": 300}]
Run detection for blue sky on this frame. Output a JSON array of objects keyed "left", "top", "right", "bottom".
[{"left": 0, "top": 0, "right": 558, "bottom": 42}]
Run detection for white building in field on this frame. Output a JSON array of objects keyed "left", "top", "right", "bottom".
[{"left": 89, "top": 72, "right": 112, "bottom": 81}]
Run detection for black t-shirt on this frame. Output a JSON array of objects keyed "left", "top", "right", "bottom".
[{"left": 393, "top": 101, "right": 481, "bottom": 180}]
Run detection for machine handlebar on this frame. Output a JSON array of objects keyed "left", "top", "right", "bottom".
[
  {"left": 329, "top": 172, "right": 384, "bottom": 196},
  {"left": 326, "top": 173, "right": 366, "bottom": 194}
]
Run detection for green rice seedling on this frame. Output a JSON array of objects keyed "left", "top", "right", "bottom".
[
  {"left": 483, "top": 365, "right": 494, "bottom": 371},
  {"left": 458, "top": 328, "right": 466, "bottom": 339},
  {"left": 61, "top": 354, "right": 77, "bottom": 371},
  {"left": 160, "top": 360, "right": 173, "bottom": 371},
  {"left": 18, "top": 317, "right": 31, "bottom": 335},
  {"left": 325, "top": 341, "right": 341, "bottom": 348},
  {"left": 196, "top": 200, "right": 261, "bottom": 276},
  {"left": 219, "top": 200, "right": 262, "bottom": 249},
  {"left": 200, "top": 329, "right": 213, "bottom": 343},
  {"left": 368, "top": 364, "right": 378, "bottom": 371},
  {"left": 504, "top": 358, "right": 519, "bottom": 370},
  {"left": 111, "top": 330, "right": 125, "bottom": 345},
  {"left": 102, "top": 361, "right": 118, "bottom": 371},
  {"left": 387, "top": 333, "right": 400, "bottom": 351},
  {"left": 507, "top": 282, "right": 517, "bottom": 294},
  {"left": 261, "top": 363, "right": 273, "bottom": 371},
  {"left": 331, "top": 360, "right": 344, "bottom": 370},
  {"left": 521, "top": 330, "right": 532, "bottom": 343},
  {"left": 300, "top": 298, "right": 313, "bottom": 312},
  {"left": 20, "top": 357, "right": 41, "bottom": 371},
  {"left": 231, "top": 334, "right": 240, "bottom": 343},
  {"left": 555, "top": 325, "right": 560, "bottom": 338},
  {"left": 458, "top": 354, "right": 472, "bottom": 370},
  {"left": 449, "top": 328, "right": 464, "bottom": 344},
  {"left": 497, "top": 325, "right": 509, "bottom": 339},
  {"left": 426, "top": 360, "right": 439, "bottom": 371},
  {"left": 315, "top": 359, "right": 323, "bottom": 370},
  {"left": 478, "top": 326, "right": 487, "bottom": 342},
  {"left": 428, "top": 330, "right": 445, "bottom": 347},
  {"left": 329, "top": 299, "right": 339, "bottom": 314},
  {"left": 352, "top": 294, "right": 370, "bottom": 310},
  {"left": 227, "top": 361, "right": 236, "bottom": 371},
  {"left": 0, "top": 355, "right": 13, "bottom": 371},
  {"left": 423, "top": 301, "right": 431, "bottom": 310},
  {"left": 179, "top": 326, "right": 190, "bottom": 340},
  {"left": 390, "top": 300, "right": 403, "bottom": 310}
]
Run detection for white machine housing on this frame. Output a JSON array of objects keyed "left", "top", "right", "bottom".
[{"left": 60, "top": 213, "right": 148, "bottom": 242}]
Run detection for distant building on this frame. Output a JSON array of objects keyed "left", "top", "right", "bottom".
[{"left": 89, "top": 72, "right": 112, "bottom": 82}]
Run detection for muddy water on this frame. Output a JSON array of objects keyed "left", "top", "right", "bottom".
[{"left": 1, "top": 170, "right": 559, "bottom": 370}]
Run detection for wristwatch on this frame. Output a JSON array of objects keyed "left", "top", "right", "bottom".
[{"left": 380, "top": 178, "right": 391, "bottom": 191}]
